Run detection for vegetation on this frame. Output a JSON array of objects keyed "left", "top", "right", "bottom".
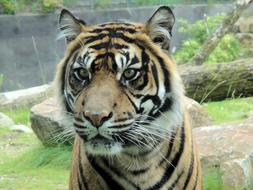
[
  {"left": 173, "top": 14, "right": 250, "bottom": 65},
  {"left": 132, "top": 0, "right": 233, "bottom": 6},
  {"left": 203, "top": 168, "right": 227, "bottom": 190},
  {"left": 0, "top": 97, "right": 252, "bottom": 189},
  {"left": 0, "top": 108, "right": 70, "bottom": 190},
  {"left": 0, "top": 141, "right": 70, "bottom": 190},
  {"left": 2, "top": 107, "right": 30, "bottom": 125},
  {"left": 203, "top": 97, "right": 253, "bottom": 124},
  {"left": 0, "top": 0, "right": 67, "bottom": 14},
  {"left": 0, "top": 0, "right": 235, "bottom": 14}
]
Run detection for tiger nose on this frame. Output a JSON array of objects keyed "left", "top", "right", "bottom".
[{"left": 83, "top": 111, "right": 112, "bottom": 128}]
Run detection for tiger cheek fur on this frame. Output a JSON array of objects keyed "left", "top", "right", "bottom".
[{"left": 54, "top": 6, "right": 202, "bottom": 190}]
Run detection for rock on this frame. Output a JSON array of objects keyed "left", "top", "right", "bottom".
[
  {"left": 236, "top": 17, "right": 253, "bottom": 33},
  {"left": 193, "top": 123, "right": 253, "bottom": 189},
  {"left": 245, "top": 115, "right": 253, "bottom": 123},
  {"left": 30, "top": 97, "right": 74, "bottom": 145},
  {"left": 30, "top": 96, "right": 210, "bottom": 145},
  {"left": 184, "top": 97, "right": 212, "bottom": 128},
  {"left": 0, "top": 84, "right": 53, "bottom": 109},
  {"left": 221, "top": 157, "right": 253, "bottom": 190},
  {"left": 10, "top": 124, "right": 33, "bottom": 133},
  {"left": 236, "top": 33, "right": 253, "bottom": 47},
  {"left": 0, "top": 112, "right": 15, "bottom": 128}
]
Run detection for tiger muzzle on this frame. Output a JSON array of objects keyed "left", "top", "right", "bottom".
[{"left": 83, "top": 110, "right": 113, "bottom": 128}]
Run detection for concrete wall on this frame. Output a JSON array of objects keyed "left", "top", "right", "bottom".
[{"left": 0, "top": 4, "right": 236, "bottom": 91}]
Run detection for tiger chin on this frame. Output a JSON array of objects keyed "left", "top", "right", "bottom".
[{"left": 54, "top": 6, "right": 202, "bottom": 190}]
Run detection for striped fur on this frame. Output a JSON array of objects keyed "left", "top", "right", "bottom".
[{"left": 54, "top": 6, "right": 202, "bottom": 190}]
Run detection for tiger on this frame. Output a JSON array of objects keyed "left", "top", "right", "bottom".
[{"left": 54, "top": 6, "right": 202, "bottom": 190}]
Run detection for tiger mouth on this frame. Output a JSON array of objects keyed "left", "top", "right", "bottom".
[
  {"left": 84, "top": 135, "right": 123, "bottom": 156},
  {"left": 87, "top": 136, "right": 114, "bottom": 146}
]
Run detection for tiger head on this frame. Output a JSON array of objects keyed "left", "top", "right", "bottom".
[{"left": 55, "top": 6, "right": 184, "bottom": 156}]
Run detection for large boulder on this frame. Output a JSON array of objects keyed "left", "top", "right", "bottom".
[
  {"left": 193, "top": 123, "right": 253, "bottom": 189},
  {"left": 184, "top": 97, "right": 212, "bottom": 128},
  {"left": 0, "top": 84, "right": 53, "bottom": 109},
  {"left": 236, "top": 17, "right": 253, "bottom": 33},
  {"left": 30, "top": 97, "right": 74, "bottom": 146},
  {"left": 30, "top": 96, "right": 211, "bottom": 145}
]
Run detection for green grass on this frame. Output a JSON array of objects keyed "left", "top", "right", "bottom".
[
  {"left": 203, "top": 97, "right": 253, "bottom": 124},
  {"left": 2, "top": 107, "right": 30, "bottom": 125},
  {"left": 0, "top": 107, "right": 71, "bottom": 190},
  {"left": 203, "top": 168, "right": 227, "bottom": 190},
  {"left": 0, "top": 127, "right": 71, "bottom": 190}
]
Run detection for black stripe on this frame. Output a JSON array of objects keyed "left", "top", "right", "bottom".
[
  {"left": 136, "top": 40, "right": 171, "bottom": 93},
  {"left": 85, "top": 33, "right": 108, "bottom": 44},
  {"left": 132, "top": 50, "right": 150, "bottom": 91},
  {"left": 159, "top": 132, "right": 176, "bottom": 166},
  {"left": 128, "top": 55, "right": 140, "bottom": 67},
  {"left": 84, "top": 32, "right": 135, "bottom": 46},
  {"left": 74, "top": 123, "right": 85, "bottom": 129},
  {"left": 78, "top": 146, "right": 89, "bottom": 190},
  {"left": 183, "top": 152, "right": 195, "bottom": 189},
  {"left": 112, "top": 32, "right": 135, "bottom": 43},
  {"left": 99, "top": 22, "right": 135, "bottom": 27},
  {"left": 108, "top": 123, "right": 132, "bottom": 129},
  {"left": 159, "top": 98, "right": 173, "bottom": 113},
  {"left": 151, "top": 62, "right": 159, "bottom": 94},
  {"left": 65, "top": 100, "right": 73, "bottom": 114},
  {"left": 151, "top": 98, "right": 173, "bottom": 119},
  {"left": 102, "top": 158, "right": 141, "bottom": 190},
  {"left": 88, "top": 157, "right": 125, "bottom": 190},
  {"left": 130, "top": 168, "right": 149, "bottom": 176},
  {"left": 74, "top": 117, "right": 84, "bottom": 123},
  {"left": 141, "top": 49, "right": 150, "bottom": 64},
  {"left": 72, "top": 51, "right": 79, "bottom": 63},
  {"left": 113, "top": 117, "right": 131, "bottom": 123},
  {"left": 135, "top": 73, "right": 148, "bottom": 91},
  {"left": 61, "top": 44, "right": 81, "bottom": 92},
  {"left": 66, "top": 92, "right": 74, "bottom": 104},
  {"left": 92, "top": 52, "right": 115, "bottom": 61},
  {"left": 91, "top": 27, "right": 137, "bottom": 34},
  {"left": 146, "top": 126, "right": 185, "bottom": 190},
  {"left": 62, "top": 45, "right": 81, "bottom": 113},
  {"left": 77, "top": 172, "right": 84, "bottom": 190},
  {"left": 193, "top": 162, "right": 199, "bottom": 190},
  {"left": 141, "top": 95, "right": 161, "bottom": 108},
  {"left": 89, "top": 42, "right": 129, "bottom": 50},
  {"left": 125, "top": 92, "right": 141, "bottom": 114},
  {"left": 157, "top": 56, "right": 171, "bottom": 93},
  {"left": 167, "top": 171, "right": 184, "bottom": 190}
]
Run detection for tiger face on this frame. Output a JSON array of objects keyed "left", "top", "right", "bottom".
[{"left": 56, "top": 7, "right": 184, "bottom": 156}]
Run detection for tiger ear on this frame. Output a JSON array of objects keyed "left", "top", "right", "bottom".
[
  {"left": 146, "top": 6, "right": 175, "bottom": 51},
  {"left": 58, "top": 9, "right": 86, "bottom": 42}
]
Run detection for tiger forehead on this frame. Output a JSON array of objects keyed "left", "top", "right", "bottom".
[
  {"left": 85, "top": 22, "right": 144, "bottom": 34},
  {"left": 74, "top": 22, "right": 145, "bottom": 71}
]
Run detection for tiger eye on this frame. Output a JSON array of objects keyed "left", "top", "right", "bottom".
[
  {"left": 78, "top": 68, "right": 89, "bottom": 79},
  {"left": 123, "top": 69, "right": 137, "bottom": 80}
]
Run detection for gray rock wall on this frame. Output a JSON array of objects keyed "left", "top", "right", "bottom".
[{"left": 0, "top": 4, "right": 238, "bottom": 91}]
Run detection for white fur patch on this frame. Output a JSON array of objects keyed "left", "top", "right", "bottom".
[{"left": 85, "top": 140, "right": 122, "bottom": 156}]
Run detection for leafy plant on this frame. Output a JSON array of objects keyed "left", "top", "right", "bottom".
[
  {"left": 0, "top": 0, "right": 15, "bottom": 14},
  {"left": 132, "top": 0, "right": 233, "bottom": 6},
  {"left": 94, "top": 0, "right": 111, "bottom": 9},
  {"left": 42, "top": 0, "right": 62, "bottom": 13},
  {"left": 62, "top": 0, "right": 79, "bottom": 7},
  {"left": 174, "top": 14, "right": 242, "bottom": 64}
]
